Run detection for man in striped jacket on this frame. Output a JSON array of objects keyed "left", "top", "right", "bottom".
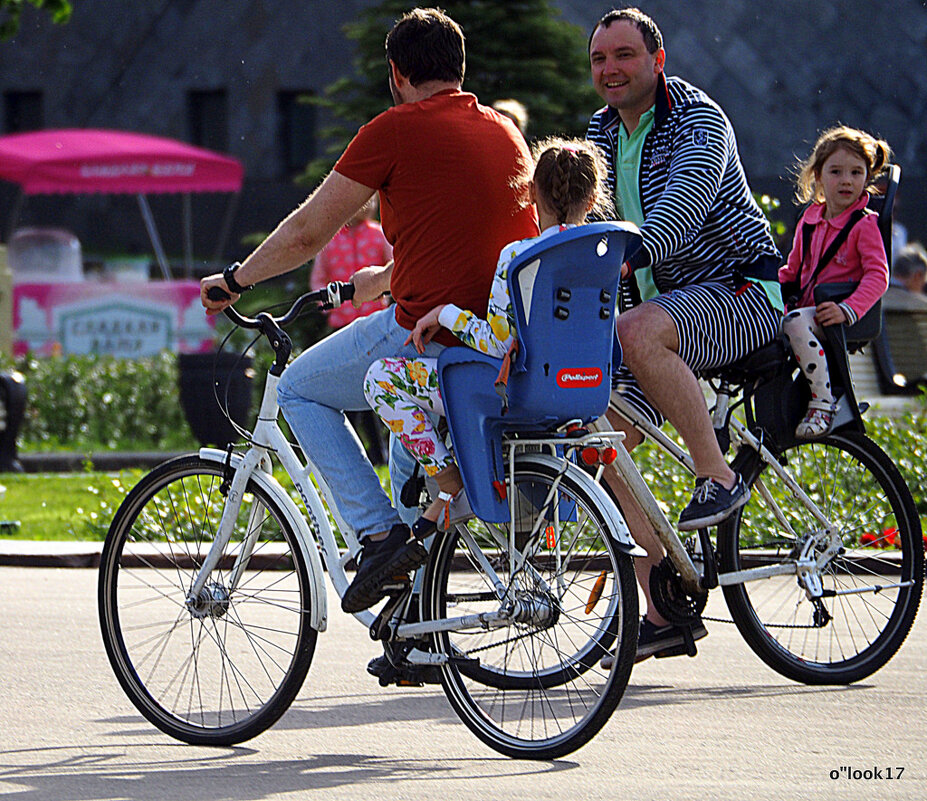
[{"left": 587, "top": 8, "right": 783, "bottom": 662}]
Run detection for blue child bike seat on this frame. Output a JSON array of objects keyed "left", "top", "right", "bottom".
[{"left": 437, "top": 221, "right": 642, "bottom": 522}]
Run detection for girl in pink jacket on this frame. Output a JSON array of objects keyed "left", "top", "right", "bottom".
[{"left": 779, "top": 126, "right": 892, "bottom": 438}]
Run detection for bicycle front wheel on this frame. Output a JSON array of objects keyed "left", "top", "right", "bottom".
[
  {"left": 422, "top": 456, "right": 638, "bottom": 760},
  {"left": 98, "top": 455, "right": 317, "bottom": 745},
  {"left": 719, "top": 430, "right": 923, "bottom": 684}
]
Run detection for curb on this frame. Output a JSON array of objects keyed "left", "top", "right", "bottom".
[{"left": 0, "top": 541, "right": 103, "bottom": 568}]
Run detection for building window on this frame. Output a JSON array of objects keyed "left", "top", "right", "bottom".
[
  {"left": 187, "top": 89, "right": 228, "bottom": 151},
  {"left": 278, "top": 90, "right": 317, "bottom": 176},
  {"left": 4, "top": 90, "right": 43, "bottom": 133}
]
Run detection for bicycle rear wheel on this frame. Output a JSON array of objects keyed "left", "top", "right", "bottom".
[
  {"left": 422, "top": 456, "right": 637, "bottom": 760},
  {"left": 719, "top": 430, "right": 923, "bottom": 684},
  {"left": 98, "top": 455, "right": 317, "bottom": 745}
]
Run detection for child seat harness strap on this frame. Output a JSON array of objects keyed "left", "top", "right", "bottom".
[
  {"left": 493, "top": 339, "right": 519, "bottom": 414},
  {"left": 798, "top": 208, "right": 867, "bottom": 299}
]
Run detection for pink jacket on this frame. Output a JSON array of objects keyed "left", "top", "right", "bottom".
[{"left": 778, "top": 193, "right": 888, "bottom": 318}]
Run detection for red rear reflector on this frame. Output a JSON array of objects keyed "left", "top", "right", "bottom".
[{"left": 581, "top": 446, "right": 599, "bottom": 465}]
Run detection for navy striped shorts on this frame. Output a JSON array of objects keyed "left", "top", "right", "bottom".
[{"left": 612, "top": 281, "right": 781, "bottom": 427}]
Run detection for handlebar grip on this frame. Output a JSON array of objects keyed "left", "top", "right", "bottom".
[
  {"left": 207, "top": 286, "right": 232, "bottom": 302},
  {"left": 324, "top": 281, "right": 356, "bottom": 308}
]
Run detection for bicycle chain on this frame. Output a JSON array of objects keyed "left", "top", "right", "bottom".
[
  {"left": 461, "top": 628, "right": 545, "bottom": 656},
  {"left": 701, "top": 614, "right": 825, "bottom": 630},
  {"left": 461, "top": 611, "right": 821, "bottom": 661}
]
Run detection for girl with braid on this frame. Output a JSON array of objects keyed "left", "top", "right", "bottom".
[{"left": 364, "top": 138, "right": 611, "bottom": 537}]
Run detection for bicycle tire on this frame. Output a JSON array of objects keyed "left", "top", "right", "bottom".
[
  {"left": 719, "top": 430, "right": 923, "bottom": 684},
  {"left": 422, "top": 456, "right": 637, "bottom": 760},
  {"left": 98, "top": 455, "right": 317, "bottom": 745}
]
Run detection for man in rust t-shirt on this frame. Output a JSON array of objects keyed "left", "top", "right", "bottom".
[
  {"left": 202, "top": 8, "right": 537, "bottom": 613},
  {"left": 334, "top": 87, "right": 536, "bottom": 345}
]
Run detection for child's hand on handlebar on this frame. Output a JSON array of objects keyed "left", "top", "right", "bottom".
[
  {"left": 406, "top": 304, "right": 447, "bottom": 353},
  {"left": 814, "top": 301, "right": 848, "bottom": 327}
]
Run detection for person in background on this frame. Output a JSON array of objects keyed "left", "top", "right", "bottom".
[
  {"left": 492, "top": 98, "right": 529, "bottom": 136},
  {"left": 779, "top": 125, "right": 891, "bottom": 438},
  {"left": 310, "top": 196, "right": 392, "bottom": 327},
  {"left": 890, "top": 242, "right": 927, "bottom": 295}
]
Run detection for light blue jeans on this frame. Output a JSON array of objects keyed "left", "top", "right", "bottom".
[{"left": 277, "top": 307, "right": 444, "bottom": 539}]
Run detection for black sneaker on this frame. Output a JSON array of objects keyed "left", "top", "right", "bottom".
[
  {"left": 599, "top": 617, "right": 708, "bottom": 668},
  {"left": 636, "top": 616, "right": 707, "bottom": 662},
  {"left": 341, "top": 524, "right": 428, "bottom": 613},
  {"left": 677, "top": 475, "right": 750, "bottom": 531}
]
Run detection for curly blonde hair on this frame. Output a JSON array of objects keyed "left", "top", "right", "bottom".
[
  {"left": 530, "top": 137, "right": 613, "bottom": 224},
  {"left": 795, "top": 125, "right": 892, "bottom": 204}
]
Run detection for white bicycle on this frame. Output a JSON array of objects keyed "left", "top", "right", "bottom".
[{"left": 97, "top": 265, "right": 642, "bottom": 760}]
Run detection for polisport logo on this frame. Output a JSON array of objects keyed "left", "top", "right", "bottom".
[{"left": 556, "top": 367, "right": 603, "bottom": 388}]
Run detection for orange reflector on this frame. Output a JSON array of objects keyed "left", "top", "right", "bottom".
[
  {"left": 585, "top": 570, "right": 607, "bottom": 614},
  {"left": 546, "top": 525, "right": 556, "bottom": 548},
  {"left": 602, "top": 447, "right": 617, "bottom": 464}
]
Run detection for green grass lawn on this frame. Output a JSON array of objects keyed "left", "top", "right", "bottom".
[
  {"left": 2, "top": 408, "right": 925, "bottom": 543},
  {"left": 0, "top": 470, "right": 145, "bottom": 540},
  {"left": 0, "top": 465, "right": 394, "bottom": 542}
]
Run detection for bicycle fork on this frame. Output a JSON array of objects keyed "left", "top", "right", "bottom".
[{"left": 186, "top": 447, "right": 268, "bottom": 610}]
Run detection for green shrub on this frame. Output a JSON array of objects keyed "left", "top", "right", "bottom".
[{"left": 3, "top": 352, "right": 196, "bottom": 452}]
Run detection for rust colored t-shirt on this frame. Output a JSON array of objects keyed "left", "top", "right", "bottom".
[{"left": 334, "top": 89, "right": 539, "bottom": 346}]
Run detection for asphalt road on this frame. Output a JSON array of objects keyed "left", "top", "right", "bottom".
[{"left": 1, "top": 565, "right": 925, "bottom": 801}]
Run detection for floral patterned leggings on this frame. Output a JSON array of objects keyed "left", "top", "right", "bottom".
[{"left": 363, "top": 356, "right": 453, "bottom": 477}]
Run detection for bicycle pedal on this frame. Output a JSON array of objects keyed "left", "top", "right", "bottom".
[{"left": 654, "top": 643, "right": 696, "bottom": 659}]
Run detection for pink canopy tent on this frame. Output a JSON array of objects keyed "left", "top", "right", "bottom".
[{"left": 0, "top": 129, "right": 244, "bottom": 277}]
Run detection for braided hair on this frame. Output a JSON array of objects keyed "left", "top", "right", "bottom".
[{"left": 531, "top": 137, "right": 612, "bottom": 224}]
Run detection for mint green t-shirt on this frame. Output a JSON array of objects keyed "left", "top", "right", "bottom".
[
  {"left": 613, "top": 107, "right": 658, "bottom": 301},
  {"left": 613, "top": 107, "right": 783, "bottom": 312}
]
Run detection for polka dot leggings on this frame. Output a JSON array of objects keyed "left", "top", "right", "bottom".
[{"left": 781, "top": 307, "right": 834, "bottom": 405}]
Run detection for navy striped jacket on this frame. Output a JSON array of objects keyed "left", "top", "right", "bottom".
[{"left": 586, "top": 74, "right": 780, "bottom": 296}]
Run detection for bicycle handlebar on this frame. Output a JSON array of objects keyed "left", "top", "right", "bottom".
[
  {"left": 206, "top": 281, "right": 356, "bottom": 329},
  {"left": 206, "top": 280, "right": 357, "bottom": 376}
]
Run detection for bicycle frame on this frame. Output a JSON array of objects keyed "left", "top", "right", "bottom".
[
  {"left": 598, "top": 387, "right": 849, "bottom": 597},
  {"left": 186, "top": 357, "right": 635, "bottom": 652}
]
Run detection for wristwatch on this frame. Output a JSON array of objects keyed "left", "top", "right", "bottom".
[{"left": 223, "top": 262, "right": 253, "bottom": 294}]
